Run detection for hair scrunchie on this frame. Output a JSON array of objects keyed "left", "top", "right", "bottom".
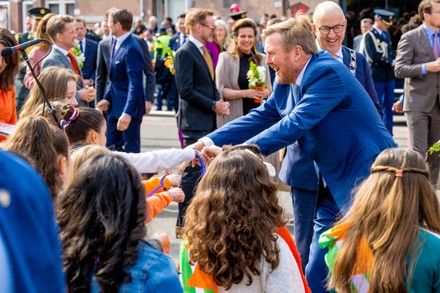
[{"left": 60, "top": 108, "right": 80, "bottom": 130}]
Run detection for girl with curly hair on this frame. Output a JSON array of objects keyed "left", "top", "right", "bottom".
[
  {"left": 181, "top": 145, "right": 306, "bottom": 292},
  {"left": 58, "top": 154, "right": 182, "bottom": 292},
  {"left": 320, "top": 148, "right": 440, "bottom": 292}
]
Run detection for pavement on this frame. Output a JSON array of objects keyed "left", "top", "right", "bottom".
[{"left": 140, "top": 111, "right": 437, "bottom": 263}]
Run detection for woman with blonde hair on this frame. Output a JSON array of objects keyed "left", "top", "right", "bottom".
[
  {"left": 320, "top": 148, "right": 440, "bottom": 292},
  {"left": 214, "top": 19, "right": 232, "bottom": 51},
  {"left": 181, "top": 145, "right": 306, "bottom": 292},
  {"left": 24, "top": 12, "right": 56, "bottom": 89},
  {"left": 19, "top": 66, "right": 78, "bottom": 119}
]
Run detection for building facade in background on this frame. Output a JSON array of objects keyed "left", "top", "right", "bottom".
[{"left": 1, "top": 0, "right": 420, "bottom": 35}]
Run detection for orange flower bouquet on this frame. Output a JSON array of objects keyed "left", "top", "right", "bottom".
[{"left": 164, "top": 47, "right": 175, "bottom": 75}]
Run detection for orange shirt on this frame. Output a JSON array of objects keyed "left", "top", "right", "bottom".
[
  {"left": 142, "top": 177, "right": 173, "bottom": 223},
  {"left": 0, "top": 87, "right": 16, "bottom": 142}
]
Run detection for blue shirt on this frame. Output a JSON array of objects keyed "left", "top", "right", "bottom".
[{"left": 90, "top": 241, "right": 182, "bottom": 293}]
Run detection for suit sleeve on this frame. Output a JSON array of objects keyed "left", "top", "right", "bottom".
[
  {"left": 207, "top": 83, "right": 283, "bottom": 146},
  {"left": 394, "top": 32, "right": 424, "bottom": 79},
  {"left": 137, "top": 38, "right": 156, "bottom": 102},
  {"left": 95, "top": 42, "right": 108, "bottom": 102},
  {"left": 359, "top": 53, "right": 382, "bottom": 117},
  {"left": 247, "top": 67, "right": 346, "bottom": 155},
  {"left": 123, "top": 45, "right": 145, "bottom": 116},
  {"left": 174, "top": 48, "right": 217, "bottom": 112}
]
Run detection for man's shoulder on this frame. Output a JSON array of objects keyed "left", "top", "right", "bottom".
[{"left": 85, "top": 38, "right": 98, "bottom": 48}]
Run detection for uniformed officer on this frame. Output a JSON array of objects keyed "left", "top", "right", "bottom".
[{"left": 364, "top": 9, "right": 396, "bottom": 135}]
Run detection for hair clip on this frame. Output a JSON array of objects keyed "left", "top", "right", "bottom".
[
  {"left": 60, "top": 108, "right": 80, "bottom": 130},
  {"left": 395, "top": 169, "right": 403, "bottom": 178}
]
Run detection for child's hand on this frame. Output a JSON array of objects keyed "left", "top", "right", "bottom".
[
  {"left": 166, "top": 174, "right": 180, "bottom": 187},
  {"left": 151, "top": 232, "right": 170, "bottom": 254},
  {"left": 168, "top": 187, "right": 185, "bottom": 202}
]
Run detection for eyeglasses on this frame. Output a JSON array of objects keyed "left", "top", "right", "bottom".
[
  {"left": 318, "top": 24, "right": 344, "bottom": 35},
  {"left": 200, "top": 23, "right": 216, "bottom": 31}
]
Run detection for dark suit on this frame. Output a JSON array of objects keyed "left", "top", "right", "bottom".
[
  {"left": 395, "top": 25, "right": 440, "bottom": 186},
  {"left": 207, "top": 52, "right": 395, "bottom": 293},
  {"left": 364, "top": 27, "right": 395, "bottom": 134},
  {"left": 174, "top": 39, "right": 220, "bottom": 227},
  {"left": 41, "top": 47, "right": 87, "bottom": 106},
  {"left": 166, "top": 32, "right": 187, "bottom": 112},
  {"left": 78, "top": 38, "right": 98, "bottom": 82},
  {"left": 96, "top": 35, "right": 155, "bottom": 105},
  {"left": 103, "top": 34, "right": 145, "bottom": 153},
  {"left": 281, "top": 47, "right": 381, "bottom": 272}
]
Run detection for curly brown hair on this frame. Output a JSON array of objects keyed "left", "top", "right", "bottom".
[
  {"left": 183, "top": 144, "right": 285, "bottom": 289},
  {"left": 58, "top": 154, "right": 146, "bottom": 293}
]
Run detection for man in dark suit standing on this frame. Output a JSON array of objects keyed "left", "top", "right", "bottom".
[
  {"left": 174, "top": 8, "right": 229, "bottom": 236},
  {"left": 364, "top": 9, "right": 396, "bottom": 135},
  {"left": 74, "top": 18, "right": 98, "bottom": 89},
  {"left": 395, "top": 0, "right": 440, "bottom": 187},
  {"left": 95, "top": 8, "right": 145, "bottom": 153},
  {"left": 95, "top": 18, "right": 155, "bottom": 119},
  {"left": 166, "top": 13, "right": 187, "bottom": 112},
  {"left": 281, "top": 0, "right": 382, "bottom": 275}
]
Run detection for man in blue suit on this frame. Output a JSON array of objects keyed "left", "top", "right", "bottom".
[
  {"left": 96, "top": 8, "right": 145, "bottom": 153},
  {"left": 187, "top": 16, "right": 395, "bottom": 292},
  {"left": 74, "top": 18, "right": 98, "bottom": 89},
  {"left": 281, "top": 0, "right": 382, "bottom": 275}
]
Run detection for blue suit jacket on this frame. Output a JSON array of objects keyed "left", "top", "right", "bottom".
[
  {"left": 80, "top": 38, "right": 98, "bottom": 82},
  {"left": 169, "top": 32, "right": 184, "bottom": 52},
  {"left": 104, "top": 34, "right": 145, "bottom": 120},
  {"left": 208, "top": 52, "right": 396, "bottom": 212},
  {"left": 279, "top": 47, "right": 382, "bottom": 191}
]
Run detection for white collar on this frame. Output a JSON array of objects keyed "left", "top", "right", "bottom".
[
  {"left": 295, "top": 57, "right": 312, "bottom": 87},
  {"left": 53, "top": 44, "right": 70, "bottom": 56}
]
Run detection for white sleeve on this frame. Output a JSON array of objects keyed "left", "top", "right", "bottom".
[
  {"left": 114, "top": 148, "right": 196, "bottom": 173},
  {"left": 265, "top": 237, "right": 306, "bottom": 293},
  {"left": 199, "top": 136, "right": 214, "bottom": 147}
]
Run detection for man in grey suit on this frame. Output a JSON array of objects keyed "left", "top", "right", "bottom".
[
  {"left": 395, "top": 0, "right": 440, "bottom": 187},
  {"left": 42, "top": 14, "right": 95, "bottom": 106},
  {"left": 352, "top": 18, "right": 373, "bottom": 53}
]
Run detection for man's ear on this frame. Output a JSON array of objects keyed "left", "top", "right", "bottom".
[{"left": 312, "top": 24, "right": 317, "bottom": 34}]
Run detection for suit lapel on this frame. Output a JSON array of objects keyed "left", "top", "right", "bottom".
[
  {"left": 187, "top": 41, "right": 212, "bottom": 80},
  {"left": 418, "top": 26, "right": 435, "bottom": 60},
  {"left": 342, "top": 46, "right": 350, "bottom": 66}
]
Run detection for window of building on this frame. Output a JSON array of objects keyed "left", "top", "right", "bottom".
[{"left": 46, "top": 0, "right": 75, "bottom": 16}]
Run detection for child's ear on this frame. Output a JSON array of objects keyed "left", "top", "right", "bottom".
[
  {"left": 58, "top": 155, "right": 67, "bottom": 180},
  {"left": 86, "top": 130, "right": 98, "bottom": 144}
]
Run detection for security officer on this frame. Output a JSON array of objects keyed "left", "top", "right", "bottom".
[
  {"left": 364, "top": 9, "right": 395, "bottom": 135},
  {"left": 16, "top": 7, "right": 51, "bottom": 44}
]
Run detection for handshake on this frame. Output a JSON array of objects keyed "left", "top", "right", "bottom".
[{"left": 214, "top": 100, "right": 230, "bottom": 116}]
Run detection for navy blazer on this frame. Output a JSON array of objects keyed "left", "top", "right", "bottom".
[
  {"left": 169, "top": 32, "right": 184, "bottom": 52},
  {"left": 208, "top": 52, "right": 396, "bottom": 212},
  {"left": 80, "top": 38, "right": 98, "bottom": 82},
  {"left": 103, "top": 34, "right": 145, "bottom": 120},
  {"left": 174, "top": 40, "right": 220, "bottom": 131},
  {"left": 279, "top": 47, "right": 382, "bottom": 191}
]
